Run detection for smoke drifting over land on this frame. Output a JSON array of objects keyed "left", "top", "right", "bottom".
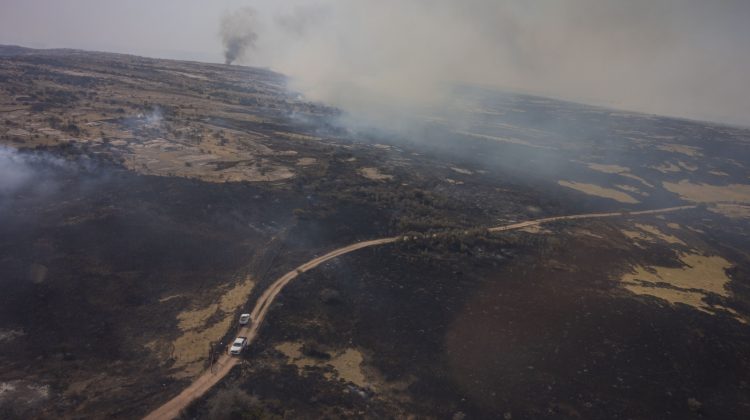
[
  {"left": 229, "top": 0, "right": 750, "bottom": 126},
  {"left": 220, "top": 8, "right": 257, "bottom": 65},
  {"left": 0, "top": 146, "right": 73, "bottom": 226},
  {"left": 0, "top": 146, "right": 105, "bottom": 221},
  {"left": 0, "top": 146, "right": 67, "bottom": 195}
]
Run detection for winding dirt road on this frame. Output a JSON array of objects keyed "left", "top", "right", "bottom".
[{"left": 144, "top": 205, "right": 696, "bottom": 419}]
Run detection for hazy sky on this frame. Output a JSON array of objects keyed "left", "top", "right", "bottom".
[{"left": 2, "top": 1, "right": 749, "bottom": 126}]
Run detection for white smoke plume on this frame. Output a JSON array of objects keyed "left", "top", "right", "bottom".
[
  {"left": 0, "top": 145, "right": 68, "bottom": 195},
  {"left": 232, "top": 0, "right": 750, "bottom": 126}
]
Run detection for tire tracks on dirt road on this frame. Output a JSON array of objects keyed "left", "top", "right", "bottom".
[{"left": 144, "top": 205, "right": 696, "bottom": 419}]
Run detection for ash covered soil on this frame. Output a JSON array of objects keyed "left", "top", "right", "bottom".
[{"left": 1, "top": 45, "right": 750, "bottom": 419}]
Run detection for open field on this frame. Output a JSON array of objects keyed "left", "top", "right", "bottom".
[{"left": 2, "top": 46, "right": 750, "bottom": 419}]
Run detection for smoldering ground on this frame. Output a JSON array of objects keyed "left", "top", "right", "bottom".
[
  {"left": 0, "top": 146, "right": 105, "bottom": 226},
  {"left": 0, "top": 145, "right": 68, "bottom": 195}
]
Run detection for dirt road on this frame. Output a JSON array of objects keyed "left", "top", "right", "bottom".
[
  {"left": 488, "top": 205, "right": 696, "bottom": 233},
  {"left": 144, "top": 205, "right": 696, "bottom": 419},
  {"left": 143, "top": 238, "right": 399, "bottom": 420}
]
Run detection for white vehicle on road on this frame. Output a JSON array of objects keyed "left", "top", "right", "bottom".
[
  {"left": 239, "top": 313, "right": 252, "bottom": 325},
  {"left": 229, "top": 337, "right": 248, "bottom": 355}
]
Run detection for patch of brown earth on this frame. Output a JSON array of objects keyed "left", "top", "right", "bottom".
[{"left": 359, "top": 167, "right": 394, "bottom": 181}]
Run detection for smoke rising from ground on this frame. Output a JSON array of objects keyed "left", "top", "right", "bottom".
[
  {"left": 220, "top": 8, "right": 257, "bottom": 65},
  {"left": 0, "top": 146, "right": 68, "bottom": 195},
  {"left": 0, "top": 146, "right": 107, "bottom": 230},
  {"left": 231, "top": 0, "right": 750, "bottom": 126}
]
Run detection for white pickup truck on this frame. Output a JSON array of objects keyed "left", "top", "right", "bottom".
[{"left": 229, "top": 337, "right": 248, "bottom": 355}]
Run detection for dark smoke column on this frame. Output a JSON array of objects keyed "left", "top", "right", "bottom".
[{"left": 220, "top": 8, "right": 258, "bottom": 65}]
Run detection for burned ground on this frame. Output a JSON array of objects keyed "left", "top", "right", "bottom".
[
  {"left": 0, "top": 146, "right": 304, "bottom": 417},
  {"left": 193, "top": 211, "right": 750, "bottom": 419},
  {"left": 1, "top": 46, "right": 750, "bottom": 418}
]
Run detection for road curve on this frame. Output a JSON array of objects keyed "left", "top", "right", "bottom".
[
  {"left": 144, "top": 205, "right": 696, "bottom": 419},
  {"left": 143, "top": 238, "right": 399, "bottom": 420}
]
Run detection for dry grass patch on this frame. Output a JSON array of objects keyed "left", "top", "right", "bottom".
[
  {"left": 273, "top": 131, "right": 321, "bottom": 141},
  {"left": 616, "top": 184, "right": 649, "bottom": 196},
  {"left": 621, "top": 253, "right": 744, "bottom": 322},
  {"left": 677, "top": 161, "right": 698, "bottom": 172},
  {"left": 360, "top": 167, "right": 393, "bottom": 181},
  {"left": 663, "top": 180, "right": 750, "bottom": 203},
  {"left": 652, "top": 162, "right": 682, "bottom": 173},
  {"left": 558, "top": 180, "right": 639, "bottom": 204},
  {"left": 296, "top": 157, "right": 317, "bottom": 166},
  {"left": 656, "top": 143, "right": 703, "bottom": 157},
  {"left": 275, "top": 342, "right": 371, "bottom": 389},
  {"left": 155, "top": 277, "right": 255, "bottom": 378},
  {"left": 624, "top": 224, "right": 686, "bottom": 246},
  {"left": 450, "top": 167, "right": 473, "bottom": 175},
  {"left": 454, "top": 130, "right": 549, "bottom": 149},
  {"left": 709, "top": 203, "right": 750, "bottom": 219},
  {"left": 586, "top": 163, "right": 630, "bottom": 174},
  {"left": 584, "top": 163, "right": 655, "bottom": 188},
  {"left": 520, "top": 224, "right": 552, "bottom": 234}
]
